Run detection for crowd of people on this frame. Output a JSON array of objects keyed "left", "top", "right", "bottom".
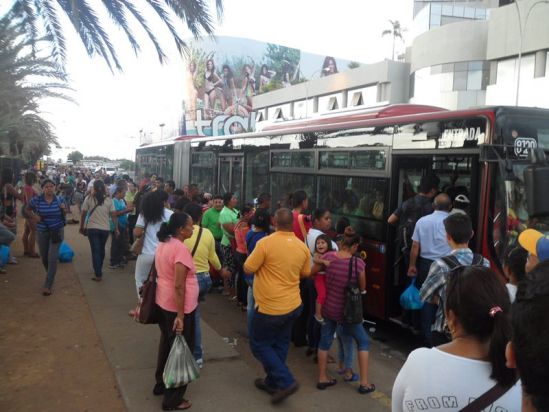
[{"left": 2, "top": 165, "right": 548, "bottom": 411}]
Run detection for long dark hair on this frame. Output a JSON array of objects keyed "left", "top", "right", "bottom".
[
  {"left": 446, "top": 266, "right": 516, "bottom": 387},
  {"left": 290, "top": 190, "right": 307, "bottom": 209},
  {"left": 157, "top": 212, "right": 191, "bottom": 242},
  {"left": 141, "top": 190, "right": 168, "bottom": 224},
  {"left": 1, "top": 168, "right": 13, "bottom": 186},
  {"left": 251, "top": 208, "right": 271, "bottom": 232},
  {"left": 93, "top": 180, "right": 106, "bottom": 205}
]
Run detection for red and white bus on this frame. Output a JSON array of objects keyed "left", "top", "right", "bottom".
[{"left": 136, "top": 104, "right": 549, "bottom": 321}]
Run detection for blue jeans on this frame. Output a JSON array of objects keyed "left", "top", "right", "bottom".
[
  {"left": 36, "top": 229, "right": 63, "bottom": 289},
  {"left": 246, "top": 277, "right": 254, "bottom": 336},
  {"left": 194, "top": 272, "right": 212, "bottom": 360},
  {"left": 417, "top": 257, "right": 435, "bottom": 346},
  {"left": 336, "top": 325, "right": 354, "bottom": 370},
  {"left": 250, "top": 305, "right": 303, "bottom": 390},
  {"left": 318, "top": 318, "right": 370, "bottom": 352},
  {"left": 87, "top": 229, "right": 110, "bottom": 277}
]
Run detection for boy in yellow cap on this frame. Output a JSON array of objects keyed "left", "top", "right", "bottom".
[{"left": 518, "top": 229, "right": 549, "bottom": 273}]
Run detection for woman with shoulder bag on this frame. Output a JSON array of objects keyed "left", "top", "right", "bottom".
[
  {"left": 79, "top": 180, "right": 116, "bottom": 282},
  {"left": 153, "top": 212, "right": 198, "bottom": 411},
  {"left": 130, "top": 190, "right": 172, "bottom": 316},
  {"left": 312, "top": 228, "right": 375, "bottom": 395},
  {"left": 26, "top": 179, "right": 67, "bottom": 296}
]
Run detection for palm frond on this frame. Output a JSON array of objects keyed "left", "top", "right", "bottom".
[
  {"left": 35, "top": 0, "right": 67, "bottom": 68},
  {"left": 381, "top": 29, "right": 392, "bottom": 36},
  {"left": 100, "top": 0, "right": 140, "bottom": 56}
]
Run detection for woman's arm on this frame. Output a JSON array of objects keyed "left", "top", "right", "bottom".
[
  {"left": 222, "top": 222, "right": 235, "bottom": 235},
  {"left": 212, "top": 73, "right": 223, "bottom": 87},
  {"left": 7, "top": 184, "right": 24, "bottom": 201},
  {"left": 133, "top": 227, "right": 144, "bottom": 238},
  {"left": 310, "top": 262, "right": 323, "bottom": 276},
  {"left": 172, "top": 262, "right": 188, "bottom": 333},
  {"left": 359, "top": 268, "right": 366, "bottom": 293}
]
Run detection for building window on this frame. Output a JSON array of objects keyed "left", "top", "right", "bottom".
[
  {"left": 328, "top": 96, "right": 339, "bottom": 110},
  {"left": 351, "top": 91, "right": 364, "bottom": 106},
  {"left": 453, "top": 71, "right": 468, "bottom": 91}
]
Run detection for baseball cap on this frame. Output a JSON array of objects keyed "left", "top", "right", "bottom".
[
  {"left": 518, "top": 229, "right": 549, "bottom": 262},
  {"left": 455, "top": 194, "right": 470, "bottom": 204}
]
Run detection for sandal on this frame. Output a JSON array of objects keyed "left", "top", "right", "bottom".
[
  {"left": 42, "top": 288, "right": 52, "bottom": 296},
  {"left": 28, "top": 253, "right": 40, "bottom": 258},
  {"left": 163, "top": 399, "right": 192, "bottom": 410},
  {"left": 91, "top": 277, "right": 102, "bottom": 282},
  {"left": 316, "top": 378, "right": 337, "bottom": 390},
  {"left": 358, "top": 384, "right": 376, "bottom": 394}
]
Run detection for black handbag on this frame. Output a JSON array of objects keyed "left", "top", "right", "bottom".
[
  {"left": 136, "top": 260, "right": 162, "bottom": 324},
  {"left": 343, "top": 256, "right": 363, "bottom": 324}
]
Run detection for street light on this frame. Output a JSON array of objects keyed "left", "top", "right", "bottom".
[
  {"left": 514, "top": 0, "right": 549, "bottom": 106},
  {"left": 159, "top": 123, "right": 165, "bottom": 140}
]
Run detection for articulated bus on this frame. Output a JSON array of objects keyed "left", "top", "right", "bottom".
[{"left": 136, "top": 104, "right": 549, "bottom": 322}]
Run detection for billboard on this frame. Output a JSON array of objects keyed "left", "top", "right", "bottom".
[{"left": 182, "top": 36, "right": 355, "bottom": 136}]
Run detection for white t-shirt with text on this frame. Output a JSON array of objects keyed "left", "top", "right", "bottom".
[{"left": 392, "top": 348, "right": 521, "bottom": 412}]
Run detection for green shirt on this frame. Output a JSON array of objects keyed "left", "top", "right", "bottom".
[
  {"left": 201, "top": 207, "right": 223, "bottom": 241},
  {"left": 218, "top": 206, "right": 239, "bottom": 247},
  {"left": 125, "top": 191, "right": 136, "bottom": 215}
]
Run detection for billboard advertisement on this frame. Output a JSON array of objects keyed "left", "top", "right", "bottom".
[{"left": 183, "top": 36, "right": 354, "bottom": 136}]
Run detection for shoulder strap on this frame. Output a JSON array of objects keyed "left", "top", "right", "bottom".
[
  {"left": 472, "top": 253, "right": 484, "bottom": 266},
  {"left": 191, "top": 227, "right": 203, "bottom": 257},
  {"left": 347, "top": 256, "right": 356, "bottom": 283},
  {"left": 459, "top": 382, "right": 515, "bottom": 412},
  {"left": 440, "top": 255, "right": 461, "bottom": 271},
  {"left": 297, "top": 214, "right": 308, "bottom": 241}
]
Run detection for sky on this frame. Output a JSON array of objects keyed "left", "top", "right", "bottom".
[{"left": 36, "top": 0, "right": 413, "bottom": 161}]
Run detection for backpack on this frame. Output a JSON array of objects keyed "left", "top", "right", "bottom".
[
  {"left": 440, "top": 253, "right": 484, "bottom": 272},
  {"left": 397, "top": 196, "right": 426, "bottom": 251}
]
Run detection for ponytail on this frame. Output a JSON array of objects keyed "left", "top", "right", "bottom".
[
  {"left": 446, "top": 266, "right": 516, "bottom": 387},
  {"left": 156, "top": 212, "right": 191, "bottom": 243}
]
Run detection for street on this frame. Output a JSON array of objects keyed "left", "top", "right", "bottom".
[{"left": 0, "top": 221, "right": 415, "bottom": 411}]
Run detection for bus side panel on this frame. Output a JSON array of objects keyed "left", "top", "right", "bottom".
[
  {"left": 173, "top": 141, "right": 190, "bottom": 187},
  {"left": 362, "top": 239, "right": 387, "bottom": 319}
]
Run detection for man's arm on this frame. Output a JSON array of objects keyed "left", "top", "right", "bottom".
[
  {"left": 407, "top": 241, "right": 420, "bottom": 277},
  {"left": 387, "top": 213, "right": 399, "bottom": 225},
  {"left": 300, "top": 251, "right": 312, "bottom": 278},
  {"left": 243, "top": 240, "right": 265, "bottom": 274}
]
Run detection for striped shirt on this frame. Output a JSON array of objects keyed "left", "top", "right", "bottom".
[
  {"left": 322, "top": 252, "right": 366, "bottom": 322},
  {"left": 29, "top": 195, "right": 65, "bottom": 232}
]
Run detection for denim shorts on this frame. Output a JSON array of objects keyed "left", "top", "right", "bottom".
[
  {"left": 196, "top": 272, "right": 212, "bottom": 301},
  {"left": 318, "top": 318, "right": 370, "bottom": 352}
]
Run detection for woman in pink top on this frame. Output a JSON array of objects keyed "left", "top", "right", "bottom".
[
  {"left": 234, "top": 205, "right": 254, "bottom": 307},
  {"left": 154, "top": 212, "right": 198, "bottom": 411}
]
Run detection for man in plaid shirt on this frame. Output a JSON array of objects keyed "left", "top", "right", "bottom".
[{"left": 419, "top": 213, "right": 489, "bottom": 346}]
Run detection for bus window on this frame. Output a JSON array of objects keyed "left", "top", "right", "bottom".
[
  {"left": 271, "top": 173, "right": 316, "bottom": 210},
  {"left": 317, "top": 175, "right": 387, "bottom": 241},
  {"left": 244, "top": 151, "right": 270, "bottom": 204},
  {"left": 190, "top": 152, "right": 216, "bottom": 194}
]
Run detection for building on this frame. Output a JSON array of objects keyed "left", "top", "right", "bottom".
[{"left": 253, "top": 0, "right": 549, "bottom": 126}]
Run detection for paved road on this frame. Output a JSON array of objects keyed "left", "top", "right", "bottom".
[{"left": 3, "top": 222, "right": 415, "bottom": 411}]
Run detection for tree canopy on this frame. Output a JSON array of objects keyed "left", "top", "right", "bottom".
[{"left": 9, "top": 0, "right": 224, "bottom": 72}]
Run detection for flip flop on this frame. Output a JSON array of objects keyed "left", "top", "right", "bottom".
[
  {"left": 91, "top": 277, "right": 102, "bottom": 282},
  {"left": 358, "top": 384, "right": 376, "bottom": 394},
  {"left": 316, "top": 378, "right": 337, "bottom": 390}
]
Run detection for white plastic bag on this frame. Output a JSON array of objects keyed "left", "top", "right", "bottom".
[{"left": 163, "top": 335, "right": 200, "bottom": 388}]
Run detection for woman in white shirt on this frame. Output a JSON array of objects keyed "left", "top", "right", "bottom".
[
  {"left": 392, "top": 266, "right": 520, "bottom": 412},
  {"left": 129, "top": 190, "right": 172, "bottom": 315}
]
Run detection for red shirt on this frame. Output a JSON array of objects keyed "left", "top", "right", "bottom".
[{"left": 292, "top": 211, "right": 311, "bottom": 242}]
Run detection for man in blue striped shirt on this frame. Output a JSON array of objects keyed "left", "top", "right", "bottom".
[{"left": 420, "top": 213, "right": 489, "bottom": 346}]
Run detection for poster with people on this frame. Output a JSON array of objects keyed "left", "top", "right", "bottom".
[{"left": 182, "top": 36, "right": 352, "bottom": 137}]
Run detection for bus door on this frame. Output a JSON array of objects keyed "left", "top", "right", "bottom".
[
  {"left": 387, "top": 153, "right": 479, "bottom": 319},
  {"left": 218, "top": 154, "right": 243, "bottom": 200}
]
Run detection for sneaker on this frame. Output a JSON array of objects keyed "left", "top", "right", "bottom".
[
  {"left": 271, "top": 381, "right": 299, "bottom": 404},
  {"left": 196, "top": 358, "right": 203, "bottom": 369},
  {"left": 108, "top": 264, "right": 122, "bottom": 269},
  {"left": 254, "top": 378, "right": 276, "bottom": 395}
]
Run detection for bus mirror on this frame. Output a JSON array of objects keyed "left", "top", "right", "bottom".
[{"left": 524, "top": 164, "right": 549, "bottom": 217}]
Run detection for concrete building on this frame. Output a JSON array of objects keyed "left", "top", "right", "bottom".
[{"left": 253, "top": 0, "right": 549, "bottom": 120}]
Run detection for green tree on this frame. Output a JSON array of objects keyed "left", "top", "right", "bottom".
[
  {"left": 68, "top": 150, "right": 84, "bottom": 163},
  {"left": 118, "top": 159, "right": 135, "bottom": 171},
  {"left": 348, "top": 61, "right": 361, "bottom": 69},
  {"left": 382, "top": 20, "right": 406, "bottom": 61},
  {"left": 0, "top": 15, "right": 69, "bottom": 163},
  {"left": 8, "top": 0, "right": 224, "bottom": 72}
]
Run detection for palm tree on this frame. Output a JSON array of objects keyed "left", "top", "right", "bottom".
[
  {"left": 8, "top": 0, "right": 224, "bottom": 72},
  {"left": 0, "top": 16, "right": 70, "bottom": 161},
  {"left": 381, "top": 20, "right": 406, "bottom": 61}
]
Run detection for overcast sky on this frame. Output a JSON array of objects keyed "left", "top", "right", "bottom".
[{"left": 39, "top": 0, "right": 413, "bottom": 161}]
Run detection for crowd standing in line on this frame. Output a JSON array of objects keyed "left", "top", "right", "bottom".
[{"left": 4, "top": 164, "right": 549, "bottom": 411}]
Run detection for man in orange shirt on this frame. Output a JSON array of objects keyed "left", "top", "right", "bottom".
[{"left": 244, "top": 208, "right": 311, "bottom": 404}]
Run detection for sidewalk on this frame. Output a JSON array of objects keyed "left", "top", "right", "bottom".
[{"left": 1, "top": 222, "right": 401, "bottom": 411}]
